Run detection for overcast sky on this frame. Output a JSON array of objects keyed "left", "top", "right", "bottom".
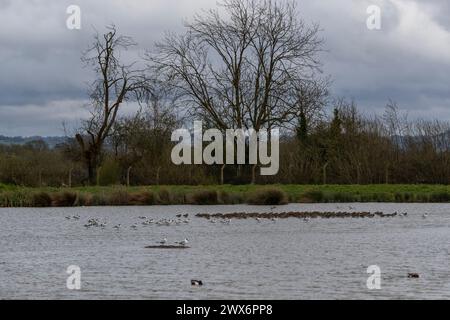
[{"left": 0, "top": 0, "right": 449, "bottom": 136}]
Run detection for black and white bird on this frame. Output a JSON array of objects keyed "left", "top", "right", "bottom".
[
  {"left": 191, "top": 280, "right": 203, "bottom": 286},
  {"left": 159, "top": 238, "right": 168, "bottom": 245}
]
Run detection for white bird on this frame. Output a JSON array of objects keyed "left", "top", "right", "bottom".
[
  {"left": 423, "top": 213, "right": 429, "bottom": 219},
  {"left": 159, "top": 238, "right": 168, "bottom": 245}
]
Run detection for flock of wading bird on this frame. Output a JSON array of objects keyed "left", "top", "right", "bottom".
[
  {"left": 63, "top": 208, "right": 430, "bottom": 280},
  {"left": 64, "top": 208, "right": 431, "bottom": 248},
  {"left": 196, "top": 207, "right": 431, "bottom": 221}
]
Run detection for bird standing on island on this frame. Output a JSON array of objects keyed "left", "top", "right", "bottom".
[{"left": 159, "top": 238, "right": 168, "bottom": 245}]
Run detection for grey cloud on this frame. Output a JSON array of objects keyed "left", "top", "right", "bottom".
[{"left": 0, "top": 0, "right": 449, "bottom": 135}]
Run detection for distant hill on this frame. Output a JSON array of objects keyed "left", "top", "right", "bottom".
[{"left": 0, "top": 135, "right": 68, "bottom": 148}]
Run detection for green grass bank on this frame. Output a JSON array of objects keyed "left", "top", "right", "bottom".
[{"left": 2, "top": 184, "right": 450, "bottom": 207}]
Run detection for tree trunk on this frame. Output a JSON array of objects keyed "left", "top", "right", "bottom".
[
  {"left": 356, "top": 162, "right": 361, "bottom": 185},
  {"left": 127, "top": 166, "right": 132, "bottom": 187},
  {"left": 156, "top": 167, "right": 161, "bottom": 185},
  {"left": 251, "top": 164, "right": 257, "bottom": 185},
  {"left": 96, "top": 166, "right": 101, "bottom": 186},
  {"left": 323, "top": 163, "right": 329, "bottom": 185},
  {"left": 385, "top": 165, "right": 389, "bottom": 184},
  {"left": 38, "top": 169, "right": 42, "bottom": 187},
  {"left": 69, "top": 168, "right": 73, "bottom": 188},
  {"left": 220, "top": 164, "right": 226, "bottom": 185}
]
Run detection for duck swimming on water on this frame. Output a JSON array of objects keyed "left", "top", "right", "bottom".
[{"left": 191, "top": 280, "right": 203, "bottom": 286}]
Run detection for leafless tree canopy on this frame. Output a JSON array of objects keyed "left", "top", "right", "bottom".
[
  {"left": 148, "top": 0, "right": 325, "bottom": 131},
  {"left": 76, "top": 25, "right": 149, "bottom": 183}
]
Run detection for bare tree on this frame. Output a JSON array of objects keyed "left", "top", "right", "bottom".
[
  {"left": 76, "top": 25, "right": 148, "bottom": 184},
  {"left": 148, "top": 0, "right": 323, "bottom": 131}
]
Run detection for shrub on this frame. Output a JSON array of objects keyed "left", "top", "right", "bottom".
[
  {"left": 91, "top": 193, "right": 109, "bottom": 206},
  {"left": 218, "top": 191, "right": 230, "bottom": 204},
  {"left": 329, "top": 192, "right": 357, "bottom": 203},
  {"left": 129, "top": 191, "right": 155, "bottom": 205},
  {"left": 98, "top": 159, "right": 121, "bottom": 186},
  {"left": 156, "top": 188, "right": 173, "bottom": 205},
  {"left": 75, "top": 193, "right": 93, "bottom": 206},
  {"left": 51, "top": 191, "right": 77, "bottom": 207},
  {"left": 246, "top": 188, "right": 288, "bottom": 205},
  {"left": 415, "top": 193, "right": 430, "bottom": 203},
  {"left": 372, "top": 192, "right": 394, "bottom": 202},
  {"left": 188, "top": 190, "right": 219, "bottom": 205},
  {"left": 108, "top": 190, "right": 130, "bottom": 206},
  {"left": 299, "top": 190, "right": 324, "bottom": 203},
  {"left": 0, "top": 191, "right": 31, "bottom": 207},
  {"left": 394, "top": 192, "right": 414, "bottom": 202},
  {"left": 32, "top": 192, "right": 52, "bottom": 207},
  {"left": 429, "top": 192, "right": 450, "bottom": 203}
]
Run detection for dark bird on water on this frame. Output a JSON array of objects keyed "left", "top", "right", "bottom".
[{"left": 408, "top": 273, "right": 420, "bottom": 278}]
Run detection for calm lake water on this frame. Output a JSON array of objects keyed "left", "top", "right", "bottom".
[{"left": 1, "top": 203, "right": 450, "bottom": 300}]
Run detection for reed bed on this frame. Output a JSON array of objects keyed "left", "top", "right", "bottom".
[{"left": 2, "top": 185, "right": 450, "bottom": 207}]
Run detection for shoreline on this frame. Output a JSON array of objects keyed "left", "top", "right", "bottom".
[{"left": 2, "top": 184, "right": 450, "bottom": 208}]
